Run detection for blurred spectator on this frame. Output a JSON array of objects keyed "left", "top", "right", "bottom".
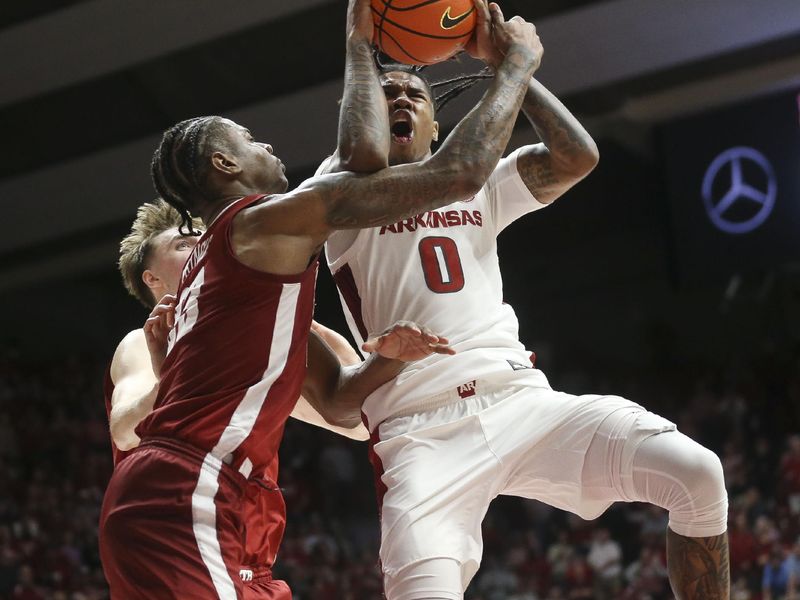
[
  {"left": 586, "top": 527, "right": 622, "bottom": 599},
  {"left": 622, "top": 546, "right": 669, "bottom": 600},
  {"left": 729, "top": 511, "right": 759, "bottom": 577},
  {"left": 546, "top": 530, "right": 573, "bottom": 584},
  {"left": 762, "top": 545, "right": 793, "bottom": 600},
  {"left": 780, "top": 435, "right": 800, "bottom": 515},
  {"left": 1, "top": 350, "right": 799, "bottom": 598}
]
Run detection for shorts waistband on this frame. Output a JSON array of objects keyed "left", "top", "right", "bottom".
[
  {"left": 137, "top": 437, "right": 246, "bottom": 494},
  {"left": 249, "top": 566, "right": 274, "bottom": 582},
  {"left": 384, "top": 379, "right": 509, "bottom": 422}
]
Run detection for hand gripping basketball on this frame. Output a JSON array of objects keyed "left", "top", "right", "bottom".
[{"left": 488, "top": 3, "right": 542, "bottom": 71}]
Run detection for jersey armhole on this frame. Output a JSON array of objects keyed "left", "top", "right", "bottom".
[{"left": 326, "top": 228, "right": 367, "bottom": 274}]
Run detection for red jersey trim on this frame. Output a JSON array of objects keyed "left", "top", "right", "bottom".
[{"left": 332, "top": 263, "right": 368, "bottom": 342}]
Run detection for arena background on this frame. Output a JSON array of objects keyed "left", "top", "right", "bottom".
[{"left": 0, "top": 1, "right": 799, "bottom": 598}]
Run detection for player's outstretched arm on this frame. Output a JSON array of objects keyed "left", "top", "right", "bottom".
[
  {"left": 302, "top": 322, "right": 454, "bottom": 428},
  {"left": 289, "top": 322, "right": 369, "bottom": 440},
  {"left": 274, "top": 26, "right": 541, "bottom": 238},
  {"left": 237, "top": 12, "right": 540, "bottom": 264},
  {"left": 109, "top": 330, "right": 158, "bottom": 451},
  {"left": 328, "top": 0, "right": 390, "bottom": 174}
]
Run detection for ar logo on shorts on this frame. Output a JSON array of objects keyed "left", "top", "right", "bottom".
[{"left": 457, "top": 380, "right": 477, "bottom": 398}]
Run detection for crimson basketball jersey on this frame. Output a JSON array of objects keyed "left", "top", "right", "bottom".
[
  {"left": 103, "top": 365, "right": 132, "bottom": 467},
  {"left": 137, "top": 195, "right": 317, "bottom": 478},
  {"left": 326, "top": 150, "right": 549, "bottom": 429}
]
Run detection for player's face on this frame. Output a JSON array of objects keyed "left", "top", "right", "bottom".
[
  {"left": 220, "top": 119, "right": 289, "bottom": 194},
  {"left": 381, "top": 72, "right": 439, "bottom": 166},
  {"left": 147, "top": 228, "right": 200, "bottom": 296}
]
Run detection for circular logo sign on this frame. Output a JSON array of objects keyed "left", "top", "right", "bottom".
[{"left": 701, "top": 146, "right": 777, "bottom": 234}]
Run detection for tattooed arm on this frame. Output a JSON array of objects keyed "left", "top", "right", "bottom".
[
  {"left": 330, "top": 0, "right": 390, "bottom": 173},
  {"left": 666, "top": 528, "right": 730, "bottom": 600},
  {"left": 515, "top": 78, "right": 599, "bottom": 204},
  {"left": 302, "top": 323, "right": 453, "bottom": 428},
  {"left": 471, "top": 4, "right": 598, "bottom": 205},
  {"left": 233, "top": 15, "right": 540, "bottom": 275},
  {"left": 299, "top": 41, "right": 540, "bottom": 229}
]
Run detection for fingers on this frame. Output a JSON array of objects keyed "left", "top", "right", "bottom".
[
  {"left": 430, "top": 344, "right": 456, "bottom": 356},
  {"left": 361, "top": 339, "right": 380, "bottom": 353},
  {"left": 473, "top": 0, "right": 491, "bottom": 25},
  {"left": 389, "top": 321, "right": 423, "bottom": 337},
  {"left": 149, "top": 301, "right": 176, "bottom": 329},
  {"left": 488, "top": 2, "right": 504, "bottom": 24},
  {"left": 145, "top": 296, "right": 177, "bottom": 340}
]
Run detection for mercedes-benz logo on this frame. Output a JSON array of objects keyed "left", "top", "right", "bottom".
[{"left": 701, "top": 146, "right": 777, "bottom": 234}]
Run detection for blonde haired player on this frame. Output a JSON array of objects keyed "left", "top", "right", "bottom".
[{"left": 320, "top": 1, "right": 730, "bottom": 599}]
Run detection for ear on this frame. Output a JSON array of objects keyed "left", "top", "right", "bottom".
[
  {"left": 210, "top": 151, "right": 242, "bottom": 176},
  {"left": 142, "top": 269, "right": 160, "bottom": 291},
  {"left": 432, "top": 120, "right": 440, "bottom": 142}
]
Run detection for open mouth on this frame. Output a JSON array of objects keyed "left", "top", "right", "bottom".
[{"left": 391, "top": 120, "right": 414, "bottom": 145}]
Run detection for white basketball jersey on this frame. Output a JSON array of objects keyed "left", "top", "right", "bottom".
[{"left": 326, "top": 150, "right": 550, "bottom": 429}]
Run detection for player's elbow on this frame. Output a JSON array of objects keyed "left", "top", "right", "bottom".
[
  {"left": 568, "top": 140, "right": 600, "bottom": 178},
  {"left": 445, "top": 160, "right": 490, "bottom": 200}
]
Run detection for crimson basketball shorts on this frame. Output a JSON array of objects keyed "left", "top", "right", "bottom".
[
  {"left": 369, "top": 373, "right": 676, "bottom": 590},
  {"left": 100, "top": 437, "right": 248, "bottom": 599},
  {"left": 242, "top": 568, "right": 291, "bottom": 600}
]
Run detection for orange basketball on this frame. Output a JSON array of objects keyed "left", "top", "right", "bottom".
[{"left": 371, "top": 0, "right": 477, "bottom": 66}]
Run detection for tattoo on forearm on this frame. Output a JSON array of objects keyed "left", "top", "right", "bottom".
[
  {"left": 338, "top": 40, "right": 390, "bottom": 161},
  {"left": 667, "top": 529, "right": 730, "bottom": 600},
  {"left": 325, "top": 46, "right": 538, "bottom": 230}
]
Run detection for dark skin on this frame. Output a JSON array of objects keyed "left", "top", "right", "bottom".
[
  {"left": 180, "top": 0, "right": 540, "bottom": 426},
  {"left": 327, "top": 1, "right": 730, "bottom": 597}
]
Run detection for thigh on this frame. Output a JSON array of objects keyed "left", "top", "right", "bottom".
[
  {"left": 488, "top": 388, "right": 673, "bottom": 519},
  {"left": 373, "top": 412, "right": 498, "bottom": 585},
  {"left": 384, "top": 558, "right": 464, "bottom": 600},
  {"left": 100, "top": 447, "right": 245, "bottom": 600}
]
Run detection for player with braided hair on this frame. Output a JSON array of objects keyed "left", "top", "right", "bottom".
[
  {"left": 99, "top": 0, "right": 543, "bottom": 597},
  {"left": 106, "top": 199, "right": 376, "bottom": 598},
  {"left": 321, "top": 1, "right": 730, "bottom": 599}
]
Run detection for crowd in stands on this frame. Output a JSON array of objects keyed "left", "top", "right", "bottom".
[{"left": 0, "top": 345, "right": 798, "bottom": 599}]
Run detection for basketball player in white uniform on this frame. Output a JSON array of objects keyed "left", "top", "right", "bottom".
[{"left": 320, "top": 1, "right": 730, "bottom": 599}]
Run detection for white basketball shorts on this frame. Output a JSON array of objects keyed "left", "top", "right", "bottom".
[{"left": 370, "top": 372, "right": 676, "bottom": 589}]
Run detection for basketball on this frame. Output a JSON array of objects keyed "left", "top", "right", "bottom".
[{"left": 372, "top": 0, "right": 477, "bottom": 66}]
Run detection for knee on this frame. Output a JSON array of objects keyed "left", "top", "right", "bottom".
[
  {"left": 638, "top": 432, "right": 729, "bottom": 537},
  {"left": 681, "top": 442, "right": 726, "bottom": 498}
]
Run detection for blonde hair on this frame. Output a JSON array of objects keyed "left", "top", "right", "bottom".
[{"left": 118, "top": 199, "right": 202, "bottom": 308}]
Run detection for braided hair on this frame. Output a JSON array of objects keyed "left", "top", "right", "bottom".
[
  {"left": 375, "top": 52, "right": 494, "bottom": 113},
  {"left": 150, "top": 116, "right": 229, "bottom": 235},
  {"left": 430, "top": 67, "right": 494, "bottom": 112}
]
